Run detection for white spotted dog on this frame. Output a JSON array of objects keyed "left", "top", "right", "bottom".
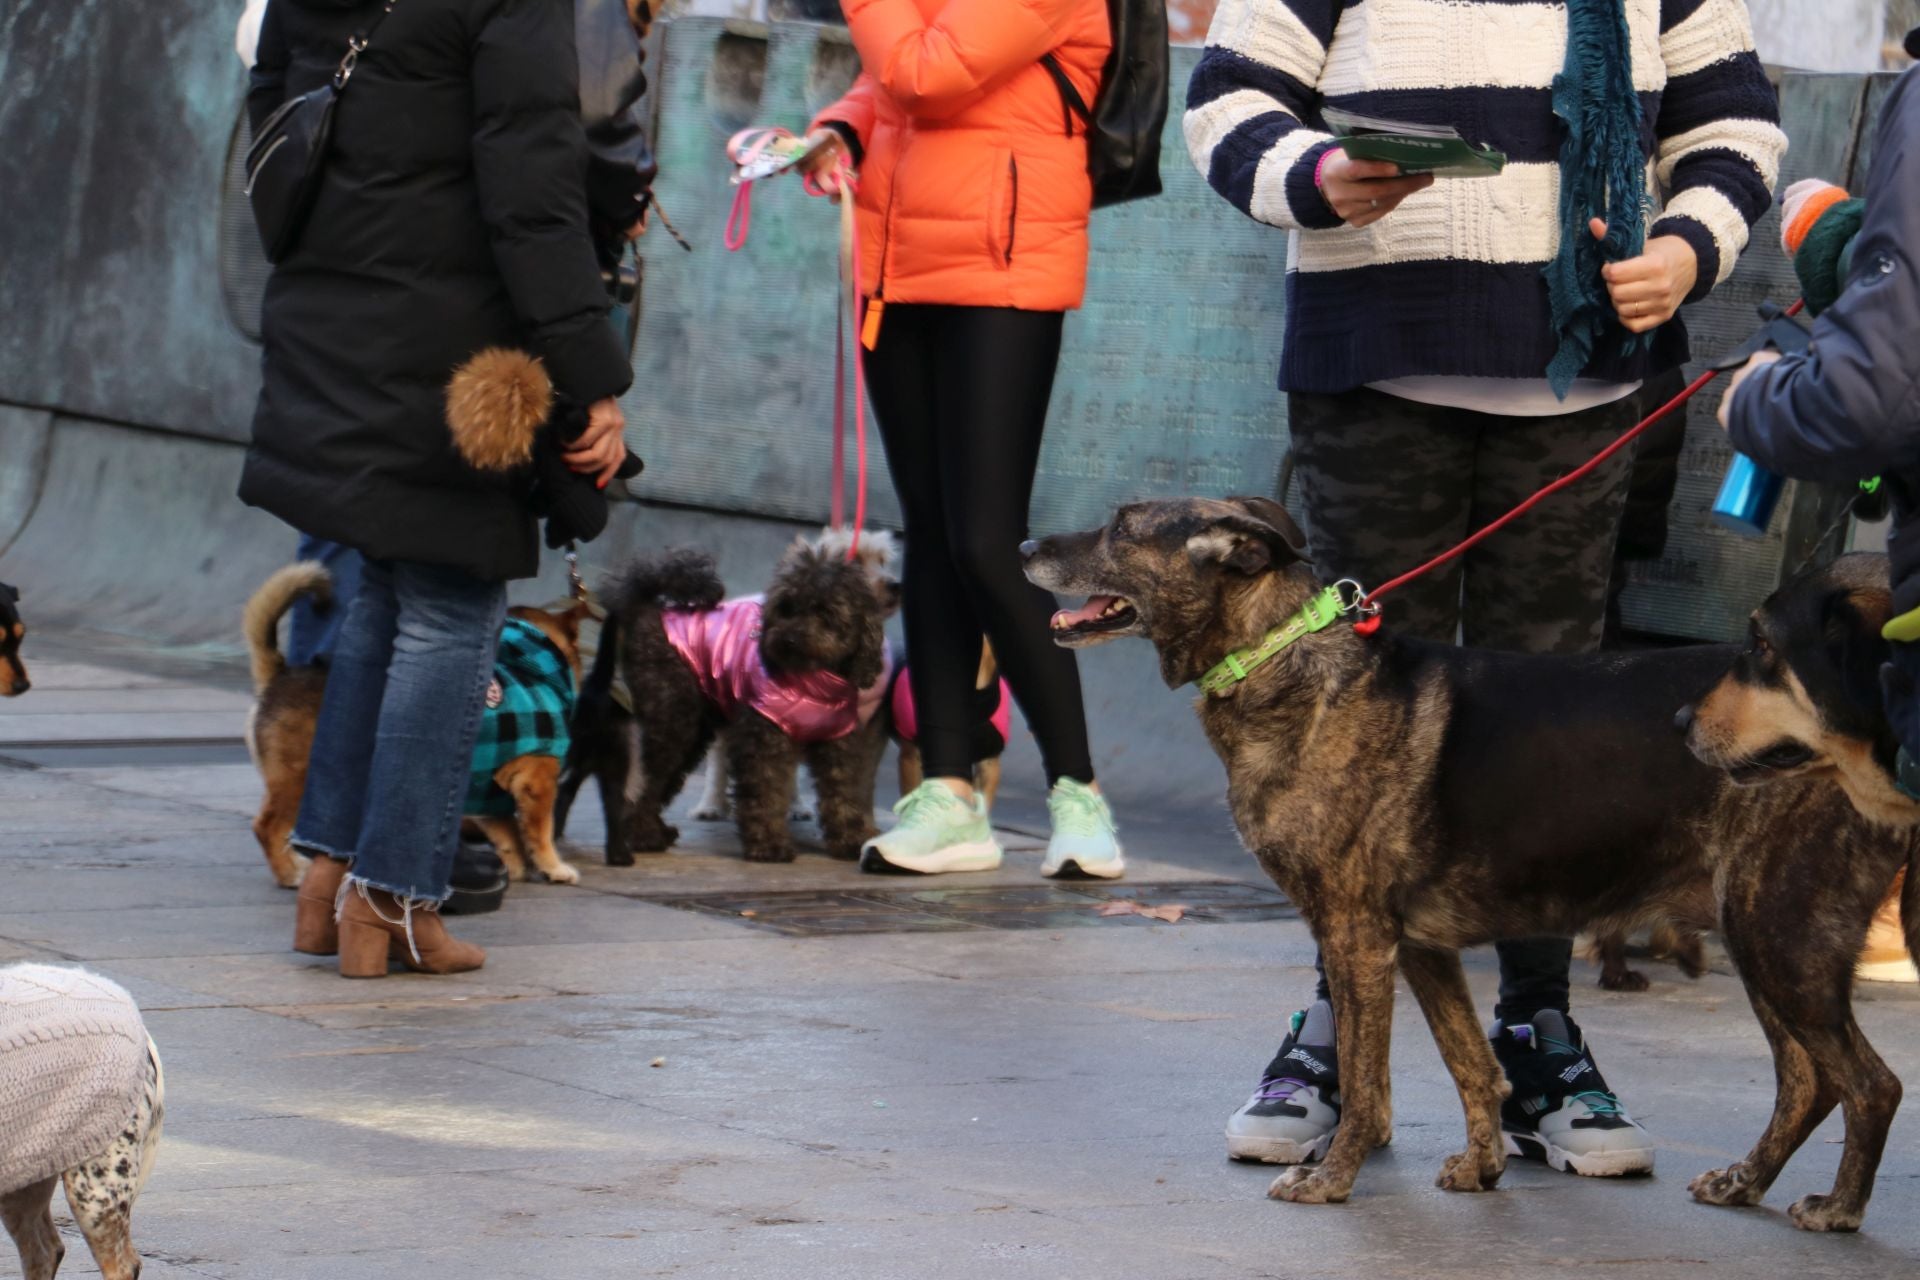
[{"left": 1, "top": 965, "right": 164, "bottom": 1280}]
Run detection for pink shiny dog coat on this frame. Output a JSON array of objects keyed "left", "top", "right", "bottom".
[{"left": 663, "top": 597, "right": 890, "bottom": 742}]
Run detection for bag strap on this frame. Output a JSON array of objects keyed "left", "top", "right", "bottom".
[
  {"left": 1038, "top": 52, "right": 1091, "bottom": 138},
  {"left": 332, "top": 0, "right": 400, "bottom": 90}
]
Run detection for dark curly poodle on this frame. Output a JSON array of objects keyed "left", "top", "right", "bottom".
[{"left": 583, "top": 539, "right": 893, "bottom": 865}]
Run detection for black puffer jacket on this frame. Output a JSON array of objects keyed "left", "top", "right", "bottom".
[{"left": 242, "top": 0, "right": 631, "bottom": 582}]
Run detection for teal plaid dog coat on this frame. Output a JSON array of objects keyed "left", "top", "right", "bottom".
[{"left": 466, "top": 617, "right": 576, "bottom": 817}]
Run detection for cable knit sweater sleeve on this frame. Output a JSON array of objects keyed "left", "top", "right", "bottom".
[
  {"left": 1182, "top": 0, "right": 1343, "bottom": 233},
  {"left": 1651, "top": 0, "right": 1787, "bottom": 301}
]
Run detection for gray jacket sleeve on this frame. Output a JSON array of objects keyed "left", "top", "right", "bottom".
[{"left": 1727, "top": 67, "right": 1920, "bottom": 485}]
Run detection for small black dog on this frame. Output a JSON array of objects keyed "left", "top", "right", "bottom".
[{"left": 0, "top": 582, "right": 28, "bottom": 696}]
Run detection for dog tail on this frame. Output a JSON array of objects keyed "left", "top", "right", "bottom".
[
  {"left": 607, "top": 549, "right": 725, "bottom": 618},
  {"left": 580, "top": 608, "right": 622, "bottom": 707},
  {"left": 243, "top": 562, "right": 331, "bottom": 692}
]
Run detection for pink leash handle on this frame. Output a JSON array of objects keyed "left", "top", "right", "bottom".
[{"left": 724, "top": 129, "right": 866, "bottom": 558}]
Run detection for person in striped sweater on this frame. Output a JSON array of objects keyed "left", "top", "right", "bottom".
[{"left": 1188, "top": 0, "right": 1784, "bottom": 1180}]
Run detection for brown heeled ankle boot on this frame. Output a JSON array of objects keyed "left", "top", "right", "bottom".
[
  {"left": 294, "top": 855, "right": 349, "bottom": 955},
  {"left": 337, "top": 884, "right": 486, "bottom": 978}
]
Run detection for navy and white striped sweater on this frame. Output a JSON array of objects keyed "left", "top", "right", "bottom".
[{"left": 1184, "top": 0, "right": 1787, "bottom": 394}]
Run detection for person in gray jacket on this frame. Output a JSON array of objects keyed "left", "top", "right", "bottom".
[{"left": 1721, "top": 36, "right": 1920, "bottom": 776}]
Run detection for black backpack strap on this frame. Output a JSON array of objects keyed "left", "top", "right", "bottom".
[{"left": 1039, "top": 52, "right": 1091, "bottom": 137}]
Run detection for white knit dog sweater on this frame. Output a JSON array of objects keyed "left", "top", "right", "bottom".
[{"left": 0, "top": 964, "right": 152, "bottom": 1194}]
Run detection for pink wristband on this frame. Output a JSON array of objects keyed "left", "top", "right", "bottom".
[{"left": 1313, "top": 145, "right": 1340, "bottom": 188}]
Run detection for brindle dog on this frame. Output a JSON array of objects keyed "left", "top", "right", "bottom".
[{"left": 1022, "top": 498, "right": 1920, "bottom": 1230}]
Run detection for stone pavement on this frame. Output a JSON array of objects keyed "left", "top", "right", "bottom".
[{"left": 3, "top": 632, "right": 1919, "bottom": 1279}]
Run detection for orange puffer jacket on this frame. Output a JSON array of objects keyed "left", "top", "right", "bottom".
[{"left": 812, "top": 0, "right": 1110, "bottom": 314}]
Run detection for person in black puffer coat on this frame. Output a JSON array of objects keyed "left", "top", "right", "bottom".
[{"left": 244, "top": 0, "right": 632, "bottom": 975}]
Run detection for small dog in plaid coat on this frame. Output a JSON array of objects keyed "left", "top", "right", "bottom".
[{"left": 244, "top": 568, "right": 592, "bottom": 888}]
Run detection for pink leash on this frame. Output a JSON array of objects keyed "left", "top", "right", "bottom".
[{"left": 724, "top": 128, "right": 867, "bottom": 558}]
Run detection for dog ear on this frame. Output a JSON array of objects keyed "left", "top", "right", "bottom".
[
  {"left": 1824, "top": 588, "right": 1893, "bottom": 725},
  {"left": 556, "top": 602, "right": 590, "bottom": 646},
  {"left": 1188, "top": 511, "right": 1308, "bottom": 577},
  {"left": 845, "top": 616, "right": 888, "bottom": 691},
  {"left": 1226, "top": 497, "right": 1311, "bottom": 562}
]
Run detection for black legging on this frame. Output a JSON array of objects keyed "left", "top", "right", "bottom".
[{"left": 863, "top": 302, "right": 1094, "bottom": 786}]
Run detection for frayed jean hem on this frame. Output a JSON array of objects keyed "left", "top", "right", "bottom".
[{"left": 344, "top": 870, "right": 452, "bottom": 907}]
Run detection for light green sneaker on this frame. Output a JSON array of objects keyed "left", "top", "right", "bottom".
[
  {"left": 860, "top": 781, "right": 1004, "bottom": 875},
  {"left": 1041, "top": 778, "right": 1124, "bottom": 879}
]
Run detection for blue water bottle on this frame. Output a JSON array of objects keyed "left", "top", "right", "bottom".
[
  {"left": 1704, "top": 301, "right": 1812, "bottom": 539},
  {"left": 1709, "top": 452, "right": 1785, "bottom": 537}
]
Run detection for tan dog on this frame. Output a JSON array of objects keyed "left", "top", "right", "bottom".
[
  {"left": 242, "top": 567, "right": 591, "bottom": 887},
  {"left": 893, "top": 638, "right": 1005, "bottom": 811}
]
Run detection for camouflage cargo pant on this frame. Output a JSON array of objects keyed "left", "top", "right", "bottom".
[
  {"left": 1289, "top": 385, "right": 1641, "bottom": 1022},
  {"left": 1286, "top": 386, "right": 1640, "bottom": 655}
]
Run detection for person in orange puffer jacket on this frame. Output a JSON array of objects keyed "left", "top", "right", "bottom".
[{"left": 803, "top": 0, "right": 1124, "bottom": 880}]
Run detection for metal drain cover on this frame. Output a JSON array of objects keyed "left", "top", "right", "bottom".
[{"left": 640, "top": 881, "right": 1295, "bottom": 936}]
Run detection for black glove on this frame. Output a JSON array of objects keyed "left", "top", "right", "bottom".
[{"left": 527, "top": 398, "right": 644, "bottom": 550}]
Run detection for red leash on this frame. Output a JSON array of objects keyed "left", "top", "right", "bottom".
[
  {"left": 1351, "top": 299, "right": 1805, "bottom": 635},
  {"left": 724, "top": 129, "right": 867, "bottom": 558}
]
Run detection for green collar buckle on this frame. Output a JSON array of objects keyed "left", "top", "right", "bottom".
[{"left": 1196, "top": 581, "right": 1369, "bottom": 697}]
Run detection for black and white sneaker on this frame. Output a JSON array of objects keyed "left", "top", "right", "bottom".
[
  {"left": 1225, "top": 1001, "right": 1342, "bottom": 1164},
  {"left": 1494, "top": 1009, "right": 1654, "bottom": 1177}
]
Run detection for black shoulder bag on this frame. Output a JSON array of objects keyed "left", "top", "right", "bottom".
[
  {"left": 1039, "top": 0, "right": 1169, "bottom": 209},
  {"left": 245, "top": 0, "right": 399, "bottom": 263}
]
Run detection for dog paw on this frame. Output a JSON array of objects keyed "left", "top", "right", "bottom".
[
  {"left": 629, "top": 821, "right": 679, "bottom": 853},
  {"left": 788, "top": 801, "right": 817, "bottom": 823},
  {"left": 279, "top": 852, "right": 313, "bottom": 890},
  {"left": 1788, "top": 1193, "right": 1862, "bottom": 1233},
  {"left": 742, "top": 845, "right": 797, "bottom": 863},
  {"left": 1267, "top": 1166, "right": 1350, "bottom": 1205},
  {"left": 1689, "top": 1163, "right": 1764, "bottom": 1207},
  {"left": 823, "top": 828, "right": 878, "bottom": 861},
  {"left": 605, "top": 848, "right": 636, "bottom": 867},
  {"left": 1434, "top": 1149, "right": 1502, "bottom": 1193},
  {"left": 544, "top": 861, "right": 581, "bottom": 885},
  {"left": 690, "top": 802, "right": 728, "bottom": 821},
  {"left": 1599, "top": 969, "right": 1651, "bottom": 993}
]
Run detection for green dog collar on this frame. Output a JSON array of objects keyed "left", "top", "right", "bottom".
[
  {"left": 1884, "top": 602, "right": 1920, "bottom": 644},
  {"left": 1197, "top": 585, "right": 1348, "bottom": 697}
]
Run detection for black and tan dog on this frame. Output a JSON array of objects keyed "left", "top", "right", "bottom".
[
  {"left": 0, "top": 581, "right": 29, "bottom": 696},
  {"left": 1023, "top": 498, "right": 1920, "bottom": 1230},
  {"left": 1683, "top": 552, "right": 1920, "bottom": 829}
]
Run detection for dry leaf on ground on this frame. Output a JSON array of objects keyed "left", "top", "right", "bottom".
[{"left": 1095, "top": 901, "right": 1188, "bottom": 923}]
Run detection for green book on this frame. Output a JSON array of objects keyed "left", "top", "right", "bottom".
[{"left": 1323, "top": 106, "right": 1507, "bottom": 178}]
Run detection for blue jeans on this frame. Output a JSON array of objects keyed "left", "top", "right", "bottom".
[
  {"left": 291, "top": 558, "right": 505, "bottom": 901},
  {"left": 287, "top": 535, "right": 365, "bottom": 668}
]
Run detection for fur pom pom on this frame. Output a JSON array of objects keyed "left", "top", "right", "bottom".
[{"left": 445, "top": 348, "right": 553, "bottom": 472}]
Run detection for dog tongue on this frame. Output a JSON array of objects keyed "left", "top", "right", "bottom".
[{"left": 1052, "top": 596, "right": 1119, "bottom": 629}]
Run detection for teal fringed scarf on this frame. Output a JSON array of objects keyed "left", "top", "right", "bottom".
[{"left": 1543, "top": 0, "right": 1652, "bottom": 396}]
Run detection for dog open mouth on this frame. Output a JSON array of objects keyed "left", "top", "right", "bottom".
[
  {"left": 1049, "top": 595, "right": 1138, "bottom": 643},
  {"left": 1727, "top": 740, "right": 1817, "bottom": 785}
]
